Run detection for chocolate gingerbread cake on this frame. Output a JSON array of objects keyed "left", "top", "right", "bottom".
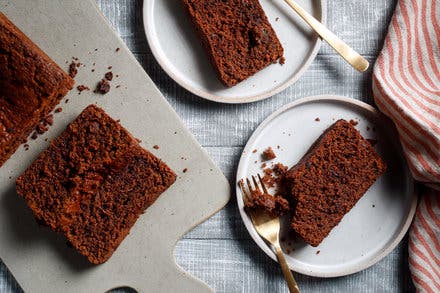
[
  {"left": 0, "top": 12, "right": 74, "bottom": 167},
  {"left": 16, "top": 105, "right": 176, "bottom": 264},
  {"left": 285, "top": 120, "right": 387, "bottom": 247},
  {"left": 181, "top": 0, "right": 284, "bottom": 87}
]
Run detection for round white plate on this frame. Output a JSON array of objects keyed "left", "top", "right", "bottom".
[
  {"left": 236, "top": 95, "right": 417, "bottom": 277},
  {"left": 143, "top": 0, "right": 325, "bottom": 103}
]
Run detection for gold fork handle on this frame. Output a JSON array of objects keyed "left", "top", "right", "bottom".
[
  {"left": 274, "top": 243, "right": 300, "bottom": 293},
  {"left": 283, "top": 0, "right": 369, "bottom": 72}
]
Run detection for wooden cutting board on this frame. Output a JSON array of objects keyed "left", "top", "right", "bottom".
[{"left": 0, "top": 0, "right": 230, "bottom": 292}]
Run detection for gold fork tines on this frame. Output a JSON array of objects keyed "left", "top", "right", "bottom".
[{"left": 239, "top": 175, "right": 300, "bottom": 293}]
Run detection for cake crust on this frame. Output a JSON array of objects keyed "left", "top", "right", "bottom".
[
  {"left": 285, "top": 120, "right": 387, "bottom": 247},
  {"left": 0, "top": 12, "right": 74, "bottom": 167},
  {"left": 16, "top": 105, "right": 176, "bottom": 264},
  {"left": 181, "top": 0, "right": 284, "bottom": 87}
]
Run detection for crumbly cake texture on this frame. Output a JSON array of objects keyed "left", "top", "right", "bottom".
[
  {"left": 244, "top": 187, "right": 290, "bottom": 216},
  {"left": 0, "top": 12, "right": 74, "bottom": 167},
  {"left": 16, "top": 105, "right": 177, "bottom": 264},
  {"left": 181, "top": 0, "right": 284, "bottom": 87},
  {"left": 285, "top": 119, "right": 387, "bottom": 247}
]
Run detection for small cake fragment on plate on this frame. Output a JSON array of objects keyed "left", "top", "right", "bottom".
[
  {"left": 0, "top": 12, "right": 74, "bottom": 167},
  {"left": 262, "top": 147, "right": 277, "bottom": 161},
  {"left": 16, "top": 105, "right": 176, "bottom": 264},
  {"left": 285, "top": 119, "right": 387, "bottom": 247},
  {"left": 181, "top": 0, "right": 284, "bottom": 87}
]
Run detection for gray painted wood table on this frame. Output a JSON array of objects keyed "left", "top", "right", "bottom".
[{"left": 0, "top": 0, "right": 415, "bottom": 292}]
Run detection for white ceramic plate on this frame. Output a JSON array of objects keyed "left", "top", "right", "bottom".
[
  {"left": 143, "top": 0, "right": 325, "bottom": 103},
  {"left": 236, "top": 95, "right": 417, "bottom": 277}
]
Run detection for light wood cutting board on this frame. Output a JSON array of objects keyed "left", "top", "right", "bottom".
[{"left": 0, "top": 0, "right": 230, "bottom": 292}]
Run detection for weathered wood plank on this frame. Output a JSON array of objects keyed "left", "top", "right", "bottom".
[{"left": 174, "top": 238, "right": 414, "bottom": 293}]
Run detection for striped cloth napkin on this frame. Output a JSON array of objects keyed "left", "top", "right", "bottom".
[{"left": 372, "top": 0, "right": 440, "bottom": 291}]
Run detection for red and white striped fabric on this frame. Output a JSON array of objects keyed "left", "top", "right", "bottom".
[{"left": 372, "top": 0, "right": 440, "bottom": 291}]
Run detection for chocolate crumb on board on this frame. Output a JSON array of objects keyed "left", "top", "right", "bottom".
[
  {"left": 372, "top": 204, "right": 375, "bottom": 208},
  {"left": 275, "top": 17, "right": 280, "bottom": 21},
  {"left": 30, "top": 132, "right": 38, "bottom": 140},
  {"left": 91, "top": 69, "right": 95, "bottom": 72},
  {"left": 315, "top": 117, "right": 320, "bottom": 122},
  {"left": 262, "top": 147, "right": 276, "bottom": 161},
  {"left": 65, "top": 99, "right": 69, "bottom": 103},
  {"left": 153, "top": 145, "right": 160, "bottom": 150},
  {"left": 261, "top": 162, "right": 267, "bottom": 168},
  {"left": 77, "top": 85, "right": 90, "bottom": 92},
  {"left": 94, "top": 79, "right": 111, "bottom": 94},
  {"left": 55, "top": 107, "right": 62, "bottom": 113},
  {"left": 316, "top": 250, "right": 320, "bottom": 255},
  {"left": 116, "top": 47, "right": 120, "bottom": 52},
  {"left": 108, "top": 66, "right": 112, "bottom": 70},
  {"left": 279, "top": 56, "right": 285, "bottom": 65},
  {"left": 43, "top": 114, "right": 54, "bottom": 126},
  {"left": 183, "top": 168, "right": 188, "bottom": 173},
  {"left": 68, "top": 61, "right": 78, "bottom": 78},
  {"left": 105, "top": 71, "right": 113, "bottom": 81},
  {"left": 116, "top": 85, "right": 121, "bottom": 88},
  {"left": 349, "top": 119, "right": 358, "bottom": 126},
  {"left": 252, "top": 149, "right": 257, "bottom": 153}
]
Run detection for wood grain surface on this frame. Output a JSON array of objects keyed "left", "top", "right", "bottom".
[{"left": 0, "top": 0, "right": 415, "bottom": 292}]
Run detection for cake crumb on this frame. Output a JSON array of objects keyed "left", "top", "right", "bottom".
[
  {"left": 315, "top": 117, "right": 320, "bottom": 122},
  {"left": 349, "top": 119, "right": 358, "bottom": 126},
  {"left": 261, "top": 162, "right": 267, "bottom": 168},
  {"left": 55, "top": 107, "right": 62, "bottom": 113},
  {"left": 262, "top": 147, "right": 276, "bottom": 161},
  {"left": 105, "top": 71, "right": 113, "bottom": 81},
  {"left": 94, "top": 79, "right": 111, "bottom": 94},
  {"left": 68, "top": 61, "right": 78, "bottom": 78},
  {"left": 153, "top": 145, "right": 159, "bottom": 150},
  {"left": 372, "top": 204, "right": 375, "bottom": 208},
  {"left": 252, "top": 149, "right": 257, "bottom": 153},
  {"left": 275, "top": 17, "right": 280, "bottom": 21},
  {"left": 183, "top": 168, "right": 188, "bottom": 173},
  {"left": 108, "top": 66, "right": 112, "bottom": 70},
  {"left": 279, "top": 56, "right": 285, "bottom": 65},
  {"left": 77, "top": 85, "right": 90, "bottom": 92},
  {"left": 30, "top": 132, "right": 38, "bottom": 140},
  {"left": 316, "top": 250, "right": 320, "bottom": 255},
  {"left": 116, "top": 47, "right": 120, "bottom": 52}
]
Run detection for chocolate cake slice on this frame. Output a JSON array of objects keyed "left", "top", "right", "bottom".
[
  {"left": 16, "top": 105, "right": 176, "bottom": 264},
  {"left": 285, "top": 120, "right": 387, "bottom": 247},
  {"left": 0, "top": 12, "right": 74, "bottom": 167},
  {"left": 182, "top": 0, "right": 284, "bottom": 87}
]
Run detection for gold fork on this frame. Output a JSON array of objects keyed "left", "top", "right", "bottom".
[
  {"left": 283, "top": 0, "right": 369, "bottom": 72},
  {"left": 240, "top": 175, "right": 300, "bottom": 293}
]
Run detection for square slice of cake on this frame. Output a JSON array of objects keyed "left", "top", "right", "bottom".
[
  {"left": 16, "top": 105, "right": 176, "bottom": 264},
  {"left": 181, "top": 0, "right": 284, "bottom": 87},
  {"left": 285, "top": 119, "right": 387, "bottom": 247},
  {"left": 0, "top": 12, "right": 74, "bottom": 167}
]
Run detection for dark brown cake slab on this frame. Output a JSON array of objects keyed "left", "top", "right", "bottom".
[
  {"left": 285, "top": 119, "right": 387, "bottom": 247},
  {"left": 16, "top": 105, "right": 177, "bottom": 264},
  {"left": 181, "top": 0, "right": 284, "bottom": 87},
  {"left": 0, "top": 12, "right": 74, "bottom": 168}
]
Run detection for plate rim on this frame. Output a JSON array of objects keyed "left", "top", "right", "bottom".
[
  {"left": 142, "top": 0, "right": 326, "bottom": 104},
  {"left": 235, "top": 95, "right": 418, "bottom": 277}
]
